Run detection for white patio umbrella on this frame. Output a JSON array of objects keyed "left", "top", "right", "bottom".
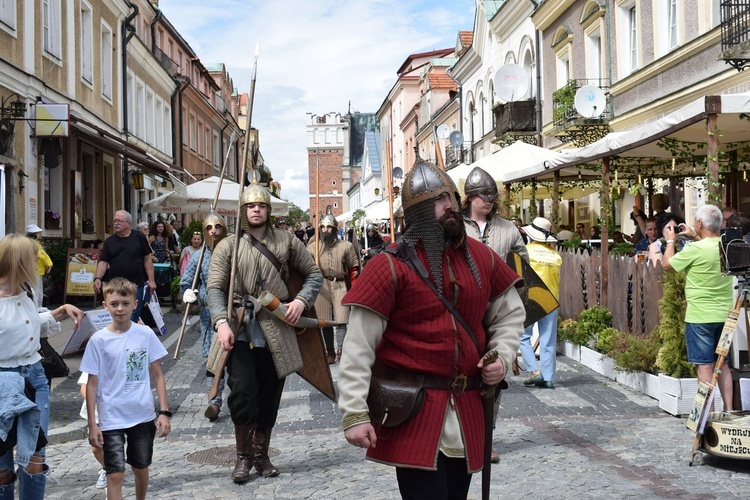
[{"left": 142, "top": 176, "right": 288, "bottom": 217}]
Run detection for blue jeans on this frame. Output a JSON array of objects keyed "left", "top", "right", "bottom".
[
  {"left": 685, "top": 322, "right": 725, "bottom": 364},
  {"left": 133, "top": 282, "right": 152, "bottom": 323},
  {"left": 519, "top": 310, "right": 558, "bottom": 382},
  {"left": 0, "top": 361, "right": 50, "bottom": 500}
]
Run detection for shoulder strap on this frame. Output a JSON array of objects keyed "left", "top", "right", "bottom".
[
  {"left": 388, "top": 238, "right": 483, "bottom": 356},
  {"left": 21, "top": 282, "right": 34, "bottom": 301},
  {"left": 243, "top": 233, "right": 282, "bottom": 273}
]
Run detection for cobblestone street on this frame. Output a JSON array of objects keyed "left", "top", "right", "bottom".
[{"left": 41, "top": 311, "right": 750, "bottom": 499}]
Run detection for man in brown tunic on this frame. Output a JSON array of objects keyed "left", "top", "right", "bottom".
[{"left": 308, "top": 211, "right": 360, "bottom": 363}]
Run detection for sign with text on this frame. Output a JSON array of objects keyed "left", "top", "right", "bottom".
[
  {"left": 61, "top": 308, "right": 112, "bottom": 356},
  {"left": 64, "top": 249, "right": 100, "bottom": 298}
]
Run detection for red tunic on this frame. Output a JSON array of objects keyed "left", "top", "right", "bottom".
[{"left": 342, "top": 238, "right": 520, "bottom": 471}]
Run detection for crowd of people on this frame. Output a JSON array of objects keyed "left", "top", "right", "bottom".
[{"left": 3, "top": 169, "right": 747, "bottom": 499}]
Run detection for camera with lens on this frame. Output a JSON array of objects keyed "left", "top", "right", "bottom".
[{"left": 720, "top": 227, "right": 750, "bottom": 275}]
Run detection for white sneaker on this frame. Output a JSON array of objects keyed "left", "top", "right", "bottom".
[{"left": 96, "top": 469, "right": 107, "bottom": 488}]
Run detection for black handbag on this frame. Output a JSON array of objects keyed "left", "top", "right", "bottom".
[
  {"left": 367, "top": 376, "right": 425, "bottom": 428},
  {"left": 38, "top": 337, "right": 69, "bottom": 379}
]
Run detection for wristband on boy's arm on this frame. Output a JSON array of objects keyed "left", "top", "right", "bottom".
[{"left": 158, "top": 410, "right": 172, "bottom": 418}]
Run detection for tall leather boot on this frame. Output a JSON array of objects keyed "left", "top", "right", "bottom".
[
  {"left": 252, "top": 426, "right": 279, "bottom": 477},
  {"left": 231, "top": 425, "right": 254, "bottom": 484},
  {"left": 322, "top": 327, "right": 336, "bottom": 364}
]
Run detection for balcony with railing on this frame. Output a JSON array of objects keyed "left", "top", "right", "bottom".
[
  {"left": 493, "top": 99, "right": 536, "bottom": 146},
  {"left": 720, "top": 1, "right": 750, "bottom": 70},
  {"left": 153, "top": 46, "right": 179, "bottom": 77},
  {"left": 551, "top": 79, "right": 611, "bottom": 147},
  {"left": 445, "top": 143, "right": 473, "bottom": 167}
]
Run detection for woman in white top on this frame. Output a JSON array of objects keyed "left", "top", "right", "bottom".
[{"left": 0, "top": 234, "right": 83, "bottom": 499}]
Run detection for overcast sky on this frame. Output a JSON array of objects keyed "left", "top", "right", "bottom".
[{"left": 159, "top": 0, "right": 476, "bottom": 210}]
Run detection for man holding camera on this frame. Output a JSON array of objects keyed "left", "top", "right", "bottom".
[{"left": 662, "top": 204, "right": 734, "bottom": 410}]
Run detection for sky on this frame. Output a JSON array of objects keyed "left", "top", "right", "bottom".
[{"left": 159, "top": 0, "right": 476, "bottom": 211}]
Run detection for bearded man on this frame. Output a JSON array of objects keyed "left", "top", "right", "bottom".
[
  {"left": 338, "top": 158, "right": 525, "bottom": 499},
  {"left": 307, "top": 210, "right": 360, "bottom": 363},
  {"left": 181, "top": 211, "right": 229, "bottom": 422},
  {"left": 206, "top": 181, "right": 322, "bottom": 483}
]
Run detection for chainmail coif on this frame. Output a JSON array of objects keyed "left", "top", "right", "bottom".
[{"left": 402, "top": 197, "right": 481, "bottom": 298}]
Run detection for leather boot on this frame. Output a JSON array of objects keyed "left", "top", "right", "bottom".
[
  {"left": 322, "top": 327, "right": 336, "bottom": 364},
  {"left": 252, "top": 426, "right": 279, "bottom": 477},
  {"left": 231, "top": 425, "right": 254, "bottom": 484}
]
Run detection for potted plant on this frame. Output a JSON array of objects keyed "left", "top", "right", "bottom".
[{"left": 44, "top": 210, "right": 60, "bottom": 230}]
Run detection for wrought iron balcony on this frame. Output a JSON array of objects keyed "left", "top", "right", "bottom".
[
  {"left": 493, "top": 99, "right": 537, "bottom": 146},
  {"left": 445, "top": 144, "right": 473, "bottom": 166},
  {"left": 720, "top": 1, "right": 750, "bottom": 70},
  {"left": 551, "top": 79, "right": 611, "bottom": 147}
]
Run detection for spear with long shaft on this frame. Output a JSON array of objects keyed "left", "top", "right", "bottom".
[
  {"left": 208, "top": 43, "right": 260, "bottom": 399},
  {"left": 172, "top": 130, "right": 238, "bottom": 359}
]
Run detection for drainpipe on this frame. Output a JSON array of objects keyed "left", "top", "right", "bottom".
[
  {"left": 220, "top": 118, "right": 231, "bottom": 176},
  {"left": 171, "top": 79, "right": 190, "bottom": 177},
  {"left": 529, "top": 0, "right": 542, "bottom": 147},
  {"left": 121, "top": 2, "right": 138, "bottom": 214},
  {"left": 149, "top": 9, "right": 163, "bottom": 55}
]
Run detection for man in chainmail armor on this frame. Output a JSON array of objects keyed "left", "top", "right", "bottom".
[{"left": 338, "top": 157, "right": 525, "bottom": 499}]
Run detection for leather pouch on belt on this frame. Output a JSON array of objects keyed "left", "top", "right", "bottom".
[
  {"left": 206, "top": 306, "right": 246, "bottom": 375},
  {"left": 366, "top": 376, "right": 425, "bottom": 428}
]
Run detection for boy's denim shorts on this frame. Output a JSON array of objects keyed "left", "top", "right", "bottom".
[
  {"left": 102, "top": 420, "right": 156, "bottom": 473},
  {"left": 685, "top": 322, "right": 725, "bottom": 365}
]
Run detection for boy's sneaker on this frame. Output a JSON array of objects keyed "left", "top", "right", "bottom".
[{"left": 96, "top": 469, "right": 107, "bottom": 489}]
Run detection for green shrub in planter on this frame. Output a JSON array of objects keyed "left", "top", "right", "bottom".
[
  {"left": 595, "top": 327, "right": 621, "bottom": 356},
  {"left": 557, "top": 318, "right": 579, "bottom": 343},
  {"left": 654, "top": 270, "right": 695, "bottom": 378},
  {"left": 575, "top": 306, "right": 612, "bottom": 347},
  {"left": 610, "top": 331, "right": 660, "bottom": 373}
]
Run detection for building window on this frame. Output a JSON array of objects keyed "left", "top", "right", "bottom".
[
  {"left": 80, "top": 1, "right": 93, "bottom": 84},
  {"left": 155, "top": 100, "right": 164, "bottom": 151},
  {"left": 42, "top": 0, "right": 61, "bottom": 60},
  {"left": 332, "top": 180, "right": 336, "bottom": 186},
  {"left": 136, "top": 81, "right": 145, "bottom": 138},
  {"left": 164, "top": 105, "right": 172, "bottom": 156},
  {"left": 101, "top": 21, "right": 113, "bottom": 99},
  {"left": 213, "top": 132, "right": 220, "bottom": 167},
  {"left": 146, "top": 90, "right": 155, "bottom": 146},
  {"left": 0, "top": 0, "right": 16, "bottom": 31},
  {"left": 189, "top": 114, "right": 196, "bottom": 151},
  {"left": 585, "top": 29, "right": 602, "bottom": 82},
  {"left": 668, "top": 0, "right": 678, "bottom": 49},
  {"left": 629, "top": 6, "right": 637, "bottom": 71}
]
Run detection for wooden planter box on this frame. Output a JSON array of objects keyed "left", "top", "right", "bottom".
[
  {"left": 658, "top": 374, "right": 724, "bottom": 416},
  {"left": 580, "top": 346, "right": 616, "bottom": 379},
  {"left": 45, "top": 218, "right": 60, "bottom": 230},
  {"left": 615, "top": 371, "right": 661, "bottom": 399}
]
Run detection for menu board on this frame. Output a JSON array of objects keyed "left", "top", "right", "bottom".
[{"left": 64, "top": 248, "right": 99, "bottom": 298}]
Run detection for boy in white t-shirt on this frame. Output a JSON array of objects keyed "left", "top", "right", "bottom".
[{"left": 80, "top": 278, "right": 171, "bottom": 500}]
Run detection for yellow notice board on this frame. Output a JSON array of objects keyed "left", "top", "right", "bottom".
[{"left": 64, "top": 248, "right": 99, "bottom": 298}]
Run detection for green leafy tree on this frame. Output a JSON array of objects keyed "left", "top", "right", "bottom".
[
  {"left": 278, "top": 201, "right": 308, "bottom": 228},
  {"left": 179, "top": 219, "right": 205, "bottom": 249}
]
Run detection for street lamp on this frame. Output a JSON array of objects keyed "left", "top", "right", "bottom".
[
  {"left": 0, "top": 93, "right": 27, "bottom": 119},
  {"left": 131, "top": 169, "right": 145, "bottom": 190},
  {"left": 374, "top": 187, "right": 380, "bottom": 196}
]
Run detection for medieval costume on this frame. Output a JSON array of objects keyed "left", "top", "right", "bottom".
[
  {"left": 461, "top": 166, "right": 528, "bottom": 262},
  {"left": 307, "top": 211, "right": 359, "bottom": 363},
  {"left": 339, "top": 158, "right": 525, "bottom": 498},
  {"left": 181, "top": 211, "right": 228, "bottom": 421},
  {"left": 206, "top": 181, "right": 322, "bottom": 483}
]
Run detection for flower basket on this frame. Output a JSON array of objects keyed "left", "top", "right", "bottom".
[{"left": 44, "top": 210, "right": 60, "bottom": 230}]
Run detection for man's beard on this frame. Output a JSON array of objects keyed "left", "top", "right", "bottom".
[
  {"left": 247, "top": 218, "right": 267, "bottom": 229},
  {"left": 322, "top": 230, "right": 336, "bottom": 245},
  {"left": 439, "top": 210, "right": 462, "bottom": 241}
]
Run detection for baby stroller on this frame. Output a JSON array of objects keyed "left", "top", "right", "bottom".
[{"left": 153, "top": 261, "right": 177, "bottom": 307}]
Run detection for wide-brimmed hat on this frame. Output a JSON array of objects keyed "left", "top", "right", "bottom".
[
  {"left": 25, "top": 224, "right": 43, "bottom": 234},
  {"left": 523, "top": 217, "right": 557, "bottom": 243}
]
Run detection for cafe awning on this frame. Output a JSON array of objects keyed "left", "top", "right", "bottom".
[
  {"left": 505, "top": 92, "right": 750, "bottom": 183},
  {"left": 69, "top": 115, "right": 181, "bottom": 176}
]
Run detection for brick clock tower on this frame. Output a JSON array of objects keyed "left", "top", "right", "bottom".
[{"left": 307, "top": 113, "right": 346, "bottom": 223}]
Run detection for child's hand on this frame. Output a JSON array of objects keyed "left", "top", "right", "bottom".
[
  {"left": 156, "top": 415, "right": 171, "bottom": 438},
  {"left": 88, "top": 424, "right": 103, "bottom": 448}
]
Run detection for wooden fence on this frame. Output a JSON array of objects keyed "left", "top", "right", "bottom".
[{"left": 559, "top": 250, "right": 664, "bottom": 335}]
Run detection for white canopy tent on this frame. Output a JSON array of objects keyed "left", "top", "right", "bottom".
[
  {"left": 365, "top": 196, "right": 402, "bottom": 221},
  {"left": 142, "top": 176, "right": 289, "bottom": 217}
]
